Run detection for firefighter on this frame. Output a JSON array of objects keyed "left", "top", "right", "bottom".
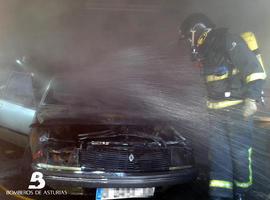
[{"left": 179, "top": 13, "right": 266, "bottom": 200}]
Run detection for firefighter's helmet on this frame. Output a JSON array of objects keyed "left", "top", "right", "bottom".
[
  {"left": 179, "top": 13, "right": 215, "bottom": 40},
  {"left": 179, "top": 13, "right": 215, "bottom": 61}
]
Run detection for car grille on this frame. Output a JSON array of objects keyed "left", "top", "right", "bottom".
[{"left": 80, "top": 146, "right": 171, "bottom": 172}]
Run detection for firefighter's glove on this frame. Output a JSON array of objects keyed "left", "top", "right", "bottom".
[{"left": 243, "top": 98, "right": 257, "bottom": 118}]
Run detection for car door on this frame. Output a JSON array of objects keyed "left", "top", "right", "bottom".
[{"left": 0, "top": 71, "right": 36, "bottom": 135}]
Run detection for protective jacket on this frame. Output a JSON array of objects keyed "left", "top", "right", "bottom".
[
  {"left": 198, "top": 28, "right": 266, "bottom": 109},
  {"left": 198, "top": 28, "right": 266, "bottom": 198}
]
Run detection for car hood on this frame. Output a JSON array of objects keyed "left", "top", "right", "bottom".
[
  {"left": 33, "top": 105, "right": 188, "bottom": 144},
  {"left": 35, "top": 105, "right": 170, "bottom": 125}
]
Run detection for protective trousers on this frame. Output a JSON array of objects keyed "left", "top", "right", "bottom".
[{"left": 208, "top": 106, "right": 253, "bottom": 198}]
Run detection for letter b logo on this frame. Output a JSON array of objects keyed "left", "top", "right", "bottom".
[{"left": 28, "top": 172, "right": 45, "bottom": 189}]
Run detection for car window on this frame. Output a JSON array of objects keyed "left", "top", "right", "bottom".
[{"left": 1, "top": 71, "right": 35, "bottom": 108}]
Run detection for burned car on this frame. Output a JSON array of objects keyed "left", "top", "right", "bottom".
[{"left": 29, "top": 75, "right": 197, "bottom": 198}]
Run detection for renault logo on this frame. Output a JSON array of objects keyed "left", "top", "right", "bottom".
[{"left": 129, "top": 154, "right": 134, "bottom": 162}]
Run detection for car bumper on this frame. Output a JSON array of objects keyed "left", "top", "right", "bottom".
[{"left": 33, "top": 164, "right": 197, "bottom": 188}]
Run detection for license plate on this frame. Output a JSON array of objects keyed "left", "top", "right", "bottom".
[{"left": 96, "top": 187, "right": 155, "bottom": 200}]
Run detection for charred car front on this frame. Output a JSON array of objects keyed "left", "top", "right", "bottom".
[{"left": 29, "top": 76, "right": 197, "bottom": 193}]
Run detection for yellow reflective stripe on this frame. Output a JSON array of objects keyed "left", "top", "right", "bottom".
[
  {"left": 256, "top": 54, "right": 265, "bottom": 68},
  {"left": 206, "top": 68, "right": 240, "bottom": 83},
  {"left": 207, "top": 100, "right": 243, "bottom": 109},
  {"left": 246, "top": 72, "right": 267, "bottom": 83},
  {"left": 206, "top": 72, "right": 229, "bottom": 82},
  {"left": 235, "top": 182, "right": 252, "bottom": 188},
  {"left": 256, "top": 55, "right": 267, "bottom": 78},
  {"left": 235, "top": 148, "right": 253, "bottom": 188},
  {"left": 210, "top": 180, "right": 233, "bottom": 189}
]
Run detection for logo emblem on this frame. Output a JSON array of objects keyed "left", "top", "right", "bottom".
[
  {"left": 129, "top": 154, "right": 134, "bottom": 162},
  {"left": 28, "top": 172, "right": 46, "bottom": 189}
]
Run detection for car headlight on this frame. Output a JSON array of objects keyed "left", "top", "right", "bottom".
[
  {"left": 47, "top": 147, "right": 79, "bottom": 167},
  {"left": 30, "top": 129, "right": 79, "bottom": 167},
  {"left": 170, "top": 147, "right": 193, "bottom": 169}
]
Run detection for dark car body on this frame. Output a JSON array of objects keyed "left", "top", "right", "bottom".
[{"left": 29, "top": 76, "right": 197, "bottom": 190}]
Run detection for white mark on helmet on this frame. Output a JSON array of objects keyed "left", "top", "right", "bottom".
[{"left": 229, "top": 42, "right": 237, "bottom": 51}]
